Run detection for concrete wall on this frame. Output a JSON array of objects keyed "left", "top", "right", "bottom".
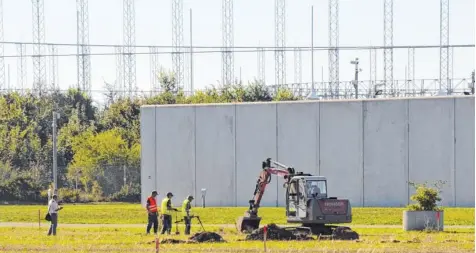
[{"left": 141, "top": 96, "right": 475, "bottom": 207}]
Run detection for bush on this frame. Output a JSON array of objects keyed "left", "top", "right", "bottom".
[
  {"left": 109, "top": 184, "right": 140, "bottom": 202},
  {"left": 0, "top": 176, "right": 42, "bottom": 202},
  {"left": 407, "top": 181, "right": 445, "bottom": 211}
]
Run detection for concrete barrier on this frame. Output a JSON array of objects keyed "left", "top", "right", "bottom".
[{"left": 141, "top": 96, "right": 475, "bottom": 207}]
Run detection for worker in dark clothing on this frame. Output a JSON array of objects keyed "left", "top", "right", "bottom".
[
  {"left": 182, "top": 195, "right": 194, "bottom": 235},
  {"left": 160, "top": 192, "right": 178, "bottom": 235},
  {"left": 146, "top": 190, "right": 159, "bottom": 235}
]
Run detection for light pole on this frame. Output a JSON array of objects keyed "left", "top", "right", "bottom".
[
  {"left": 350, "top": 58, "right": 362, "bottom": 99},
  {"left": 52, "top": 111, "right": 60, "bottom": 195},
  {"left": 201, "top": 188, "right": 207, "bottom": 208}
]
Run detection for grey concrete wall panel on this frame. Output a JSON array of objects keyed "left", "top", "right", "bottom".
[
  {"left": 140, "top": 106, "right": 157, "bottom": 207},
  {"left": 319, "top": 101, "right": 364, "bottom": 206},
  {"left": 236, "top": 103, "right": 278, "bottom": 207},
  {"left": 276, "top": 102, "right": 319, "bottom": 206},
  {"left": 408, "top": 98, "right": 455, "bottom": 206},
  {"left": 363, "top": 100, "right": 409, "bottom": 207},
  {"left": 455, "top": 97, "right": 475, "bottom": 206},
  {"left": 195, "top": 104, "right": 236, "bottom": 206},
  {"left": 155, "top": 106, "right": 196, "bottom": 208}
]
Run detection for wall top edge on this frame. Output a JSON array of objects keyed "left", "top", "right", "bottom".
[{"left": 140, "top": 95, "right": 475, "bottom": 108}]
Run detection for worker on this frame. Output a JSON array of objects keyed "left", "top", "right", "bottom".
[
  {"left": 160, "top": 192, "right": 178, "bottom": 235},
  {"left": 146, "top": 190, "right": 159, "bottom": 235},
  {"left": 182, "top": 195, "right": 194, "bottom": 235}
]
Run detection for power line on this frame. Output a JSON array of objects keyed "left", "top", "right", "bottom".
[
  {"left": 0, "top": 40, "right": 473, "bottom": 50},
  {"left": 0, "top": 44, "right": 473, "bottom": 58}
]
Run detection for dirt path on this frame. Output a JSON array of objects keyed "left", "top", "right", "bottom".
[{"left": 0, "top": 222, "right": 473, "bottom": 229}]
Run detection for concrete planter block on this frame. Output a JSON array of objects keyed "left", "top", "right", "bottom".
[{"left": 403, "top": 211, "right": 444, "bottom": 231}]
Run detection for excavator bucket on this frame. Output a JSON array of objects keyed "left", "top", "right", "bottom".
[{"left": 236, "top": 216, "right": 261, "bottom": 233}]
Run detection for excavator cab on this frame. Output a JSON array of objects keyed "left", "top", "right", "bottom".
[{"left": 286, "top": 176, "right": 328, "bottom": 220}]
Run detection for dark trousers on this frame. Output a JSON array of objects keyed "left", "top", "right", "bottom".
[
  {"left": 146, "top": 212, "right": 159, "bottom": 234},
  {"left": 160, "top": 214, "right": 172, "bottom": 235},
  {"left": 47, "top": 213, "right": 58, "bottom": 236},
  {"left": 184, "top": 216, "right": 192, "bottom": 235}
]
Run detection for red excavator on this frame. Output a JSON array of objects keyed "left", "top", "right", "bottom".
[{"left": 236, "top": 158, "right": 358, "bottom": 238}]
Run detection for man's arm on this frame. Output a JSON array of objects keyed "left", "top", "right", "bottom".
[
  {"left": 167, "top": 200, "right": 178, "bottom": 211},
  {"left": 146, "top": 199, "right": 151, "bottom": 212}
]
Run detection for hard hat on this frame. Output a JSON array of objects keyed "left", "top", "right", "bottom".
[
  {"left": 187, "top": 195, "right": 194, "bottom": 199},
  {"left": 166, "top": 192, "right": 173, "bottom": 197}
]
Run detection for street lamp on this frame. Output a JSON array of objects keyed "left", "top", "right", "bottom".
[
  {"left": 52, "top": 112, "right": 60, "bottom": 195},
  {"left": 350, "top": 58, "right": 362, "bottom": 99}
]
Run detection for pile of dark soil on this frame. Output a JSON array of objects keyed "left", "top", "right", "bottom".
[
  {"left": 188, "top": 232, "right": 225, "bottom": 243},
  {"left": 332, "top": 226, "right": 359, "bottom": 240},
  {"left": 159, "top": 239, "right": 187, "bottom": 244},
  {"left": 245, "top": 224, "right": 313, "bottom": 241}
]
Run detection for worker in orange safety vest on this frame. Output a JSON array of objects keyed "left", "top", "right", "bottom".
[{"left": 146, "top": 190, "right": 159, "bottom": 235}]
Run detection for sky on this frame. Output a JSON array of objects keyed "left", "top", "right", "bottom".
[{"left": 2, "top": 0, "right": 475, "bottom": 102}]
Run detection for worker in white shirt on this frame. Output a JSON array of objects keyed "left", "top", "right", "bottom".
[{"left": 47, "top": 194, "right": 63, "bottom": 236}]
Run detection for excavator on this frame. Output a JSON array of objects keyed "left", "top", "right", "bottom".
[{"left": 236, "top": 158, "right": 358, "bottom": 238}]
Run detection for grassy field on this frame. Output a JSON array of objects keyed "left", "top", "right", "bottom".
[
  {"left": 0, "top": 203, "right": 474, "bottom": 226},
  {"left": 0, "top": 226, "right": 473, "bottom": 253}
]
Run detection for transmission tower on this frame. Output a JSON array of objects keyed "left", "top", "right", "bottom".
[
  {"left": 149, "top": 46, "right": 159, "bottom": 93},
  {"left": 383, "top": 0, "right": 394, "bottom": 96},
  {"left": 16, "top": 43, "right": 27, "bottom": 91},
  {"left": 32, "top": 0, "right": 46, "bottom": 94},
  {"left": 222, "top": 0, "right": 234, "bottom": 86},
  {"left": 172, "top": 0, "right": 184, "bottom": 90},
  {"left": 439, "top": 0, "right": 450, "bottom": 93},
  {"left": 369, "top": 49, "right": 377, "bottom": 90},
  {"left": 123, "top": 0, "right": 136, "bottom": 98},
  {"left": 257, "top": 47, "right": 265, "bottom": 84},
  {"left": 328, "top": 0, "right": 339, "bottom": 98},
  {"left": 76, "top": 0, "right": 91, "bottom": 95},
  {"left": 48, "top": 45, "right": 58, "bottom": 90},
  {"left": 275, "top": 0, "right": 286, "bottom": 87},
  {"left": 0, "top": 0, "right": 5, "bottom": 92},
  {"left": 407, "top": 48, "right": 415, "bottom": 96},
  {"left": 115, "top": 46, "right": 123, "bottom": 97},
  {"left": 293, "top": 48, "right": 302, "bottom": 94}
]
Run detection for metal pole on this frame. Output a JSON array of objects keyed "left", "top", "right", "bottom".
[
  {"left": 311, "top": 5, "right": 314, "bottom": 92},
  {"left": 52, "top": 112, "right": 58, "bottom": 194},
  {"left": 189, "top": 8, "right": 194, "bottom": 95}
]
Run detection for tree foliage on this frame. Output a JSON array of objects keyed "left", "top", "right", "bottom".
[{"left": 0, "top": 71, "right": 303, "bottom": 202}]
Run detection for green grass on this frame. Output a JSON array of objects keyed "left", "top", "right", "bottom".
[
  {"left": 0, "top": 226, "right": 473, "bottom": 253},
  {"left": 0, "top": 203, "right": 474, "bottom": 226}
]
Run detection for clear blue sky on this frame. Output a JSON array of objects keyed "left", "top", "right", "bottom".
[{"left": 2, "top": 0, "right": 475, "bottom": 102}]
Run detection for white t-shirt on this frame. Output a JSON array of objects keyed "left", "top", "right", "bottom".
[{"left": 48, "top": 199, "right": 58, "bottom": 214}]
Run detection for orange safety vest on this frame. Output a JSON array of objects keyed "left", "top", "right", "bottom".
[{"left": 147, "top": 196, "right": 158, "bottom": 213}]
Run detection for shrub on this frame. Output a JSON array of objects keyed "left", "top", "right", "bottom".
[
  {"left": 407, "top": 180, "right": 445, "bottom": 211},
  {"left": 0, "top": 176, "right": 42, "bottom": 202},
  {"left": 109, "top": 184, "right": 140, "bottom": 202}
]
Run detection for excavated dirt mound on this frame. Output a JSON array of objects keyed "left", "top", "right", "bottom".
[
  {"left": 245, "top": 224, "right": 313, "bottom": 241},
  {"left": 332, "top": 226, "right": 359, "bottom": 240},
  {"left": 159, "top": 239, "right": 188, "bottom": 244},
  {"left": 189, "top": 232, "right": 225, "bottom": 243}
]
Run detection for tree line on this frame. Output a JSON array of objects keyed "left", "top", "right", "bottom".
[{"left": 0, "top": 72, "right": 300, "bottom": 203}]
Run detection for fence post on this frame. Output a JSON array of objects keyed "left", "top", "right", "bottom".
[{"left": 155, "top": 234, "right": 160, "bottom": 253}]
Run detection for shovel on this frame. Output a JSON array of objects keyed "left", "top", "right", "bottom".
[{"left": 174, "top": 211, "right": 180, "bottom": 235}]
